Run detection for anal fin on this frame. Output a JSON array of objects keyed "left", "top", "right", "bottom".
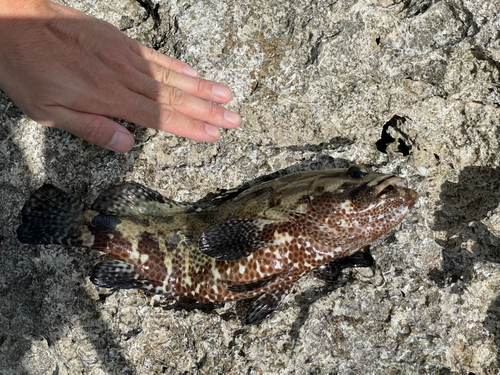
[
  {"left": 227, "top": 274, "right": 281, "bottom": 293},
  {"left": 314, "top": 251, "right": 374, "bottom": 283},
  {"left": 90, "top": 260, "right": 162, "bottom": 293},
  {"left": 245, "top": 285, "right": 292, "bottom": 325}
]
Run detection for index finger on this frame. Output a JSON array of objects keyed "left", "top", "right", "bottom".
[{"left": 129, "top": 51, "right": 234, "bottom": 104}]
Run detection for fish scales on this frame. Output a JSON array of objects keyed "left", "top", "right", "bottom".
[{"left": 17, "top": 165, "right": 418, "bottom": 324}]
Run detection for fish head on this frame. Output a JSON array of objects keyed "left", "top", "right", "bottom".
[
  {"left": 304, "top": 165, "right": 418, "bottom": 241},
  {"left": 309, "top": 165, "right": 418, "bottom": 212}
]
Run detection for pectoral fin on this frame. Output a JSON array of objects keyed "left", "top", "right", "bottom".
[
  {"left": 198, "top": 219, "right": 278, "bottom": 261},
  {"left": 314, "top": 251, "right": 374, "bottom": 283}
]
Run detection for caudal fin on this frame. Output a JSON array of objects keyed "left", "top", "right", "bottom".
[{"left": 17, "top": 184, "right": 84, "bottom": 245}]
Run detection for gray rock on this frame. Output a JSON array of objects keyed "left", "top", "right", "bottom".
[{"left": 1, "top": 0, "right": 500, "bottom": 373}]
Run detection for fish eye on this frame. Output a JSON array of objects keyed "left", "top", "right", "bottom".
[{"left": 347, "top": 166, "right": 368, "bottom": 179}]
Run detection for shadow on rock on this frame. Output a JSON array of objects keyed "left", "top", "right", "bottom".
[
  {"left": 485, "top": 295, "right": 500, "bottom": 360},
  {"left": 1, "top": 133, "right": 356, "bottom": 373},
  {"left": 431, "top": 165, "right": 500, "bottom": 365},
  {"left": 288, "top": 277, "right": 350, "bottom": 347},
  {"left": 431, "top": 166, "right": 500, "bottom": 285},
  {"left": 0, "top": 99, "right": 143, "bottom": 372}
]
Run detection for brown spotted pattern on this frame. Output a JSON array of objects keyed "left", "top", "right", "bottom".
[{"left": 77, "top": 166, "right": 418, "bottom": 303}]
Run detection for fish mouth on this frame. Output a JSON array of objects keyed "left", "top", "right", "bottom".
[
  {"left": 373, "top": 176, "right": 407, "bottom": 199},
  {"left": 372, "top": 175, "right": 419, "bottom": 209},
  {"left": 351, "top": 174, "right": 418, "bottom": 209}
]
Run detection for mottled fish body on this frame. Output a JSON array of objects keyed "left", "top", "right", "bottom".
[{"left": 17, "top": 165, "right": 418, "bottom": 324}]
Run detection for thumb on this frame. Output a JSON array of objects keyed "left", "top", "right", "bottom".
[{"left": 48, "top": 108, "right": 135, "bottom": 152}]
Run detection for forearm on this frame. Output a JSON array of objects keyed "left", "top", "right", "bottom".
[{"left": 0, "top": 0, "right": 51, "bottom": 91}]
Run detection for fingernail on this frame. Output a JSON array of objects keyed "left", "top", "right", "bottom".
[
  {"left": 212, "top": 84, "right": 232, "bottom": 101},
  {"left": 205, "top": 123, "right": 220, "bottom": 138},
  {"left": 107, "top": 130, "right": 134, "bottom": 152},
  {"left": 224, "top": 110, "right": 241, "bottom": 126},
  {"left": 182, "top": 65, "right": 198, "bottom": 78}
]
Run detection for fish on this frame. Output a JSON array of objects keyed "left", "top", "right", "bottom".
[{"left": 17, "top": 165, "right": 418, "bottom": 324}]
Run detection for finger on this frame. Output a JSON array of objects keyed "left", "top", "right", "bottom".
[
  {"left": 45, "top": 107, "right": 135, "bottom": 152},
  {"left": 113, "top": 92, "right": 221, "bottom": 142},
  {"left": 128, "top": 40, "right": 199, "bottom": 78},
  {"left": 138, "top": 80, "right": 241, "bottom": 129},
  {"left": 155, "top": 105, "right": 222, "bottom": 142},
  {"left": 130, "top": 53, "right": 233, "bottom": 104}
]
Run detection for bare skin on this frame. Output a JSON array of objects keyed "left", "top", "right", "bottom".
[{"left": 0, "top": 0, "right": 241, "bottom": 152}]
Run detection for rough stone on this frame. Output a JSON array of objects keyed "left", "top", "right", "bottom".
[{"left": 1, "top": 0, "right": 500, "bottom": 373}]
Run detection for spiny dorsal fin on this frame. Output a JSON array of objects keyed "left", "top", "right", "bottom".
[
  {"left": 197, "top": 186, "right": 251, "bottom": 207},
  {"left": 91, "top": 183, "right": 197, "bottom": 218}
]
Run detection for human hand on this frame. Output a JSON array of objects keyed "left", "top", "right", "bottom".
[{"left": 0, "top": 0, "right": 241, "bottom": 152}]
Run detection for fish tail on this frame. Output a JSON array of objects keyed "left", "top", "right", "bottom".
[{"left": 17, "top": 184, "right": 85, "bottom": 245}]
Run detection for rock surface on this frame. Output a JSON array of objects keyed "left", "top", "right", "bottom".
[{"left": 1, "top": 0, "right": 500, "bottom": 373}]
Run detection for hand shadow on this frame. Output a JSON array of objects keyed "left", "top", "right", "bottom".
[
  {"left": 430, "top": 165, "right": 500, "bottom": 364},
  {"left": 1, "top": 94, "right": 356, "bottom": 375},
  {"left": 0, "top": 90, "right": 146, "bottom": 373}
]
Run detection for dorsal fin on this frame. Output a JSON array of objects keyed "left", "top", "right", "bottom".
[
  {"left": 91, "top": 183, "right": 196, "bottom": 217},
  {"left": 196, "top": 186, "right": 251, "bottom": 207}
]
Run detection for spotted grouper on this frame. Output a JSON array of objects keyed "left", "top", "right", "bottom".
[{"left": 17, "top": 165, "right": 418, "bottom": 324}]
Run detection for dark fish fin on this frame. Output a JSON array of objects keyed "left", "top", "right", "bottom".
[
  {"left": 245, "top": 285, "right": 292, "bottom": 325},
  {"left": 197, "top": 186, "right": 251, "bottom": 207},
  {"left": 92, "top": 183, "right": 196, "bottom": 217},
  {"left": 227, "top": 274, "right": 281, "bottom": 293},
  {"left": 90, "top": 260, "right": 161, "bottom": 293},
  {"left": 315, "top": 251, "right": 374, "bottom": 283},
  {"left": 17, "top": 184, "right": 84, "bottom": 245},
  {"left": 198, "top": 218, "right": 276, "bottom": 261}
]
